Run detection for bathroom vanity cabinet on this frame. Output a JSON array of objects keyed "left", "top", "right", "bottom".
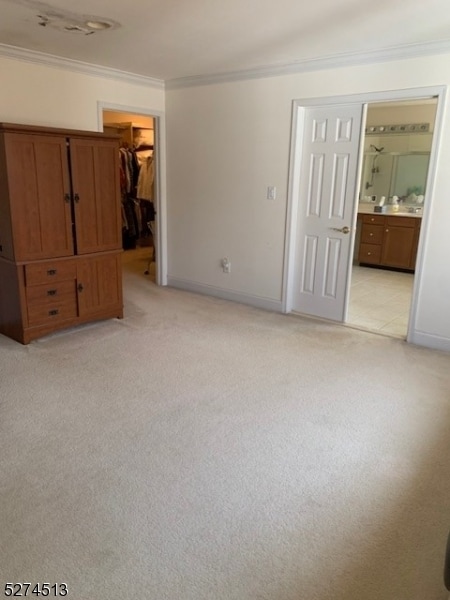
[{"left": 358, "top": 213, "right": 421, "bottom": 271}]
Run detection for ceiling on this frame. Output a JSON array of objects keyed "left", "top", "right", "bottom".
[{"left": 1, "top": 0, "right": 450, "bottom": 83}]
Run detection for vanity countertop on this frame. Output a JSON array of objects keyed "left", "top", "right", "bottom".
[{"left": 357, "top": 202, "right": 423, "bottom": 218}]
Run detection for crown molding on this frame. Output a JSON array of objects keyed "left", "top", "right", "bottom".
[
  {"left": 166, "top": 38, "right": 450, "bottom": 90},
  {"left": 0, "top": 43, "right": 164, "bottom": 90},
  {"left": 2, "top": 37, "right": 450, "bottom": 92}
]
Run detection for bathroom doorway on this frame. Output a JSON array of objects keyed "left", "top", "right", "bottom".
[
  {"left": 347, "top": 98, "right": 438, "bottom": 338},
  {"left": 284, "top": 86, "right": 445, "bottom": 347}
]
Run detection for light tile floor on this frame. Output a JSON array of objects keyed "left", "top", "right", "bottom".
[{"left": 347, "top": 265, "right": 414, "bottom": 338}]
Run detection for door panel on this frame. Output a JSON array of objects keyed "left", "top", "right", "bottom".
[
  {"left": 5, "top": 134, "right": 73, "bottom": 261},
  {"left": 381, "top": 226, "right": 415, "bottom": 269},
  {"left": 70, "top": 138, "right": 121, "bottom": 254},
  {"left": 292, "top": 105, "right": 364, "bottom": 321},
  {"left": 324, "top": 238, "right": 341, "bottom": 299},
  {"left": 77, "top": 254, "right": 122, "bottom": 317}
]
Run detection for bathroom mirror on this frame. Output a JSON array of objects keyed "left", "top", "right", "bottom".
[
  {"left": 390, "top": 153, "right": 429, "bottom": 198},
  {"left": 360, "top": 150, "right": 430, "bottom": 203}
]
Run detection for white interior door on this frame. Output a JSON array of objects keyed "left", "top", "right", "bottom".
[{"left": 291, "top": 104, "right": 364, "bottom": 321}]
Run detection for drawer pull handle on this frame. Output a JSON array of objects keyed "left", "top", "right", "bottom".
[
  {"left": 47, "top": 289, "right": 57, "bottom": 296},
  {"left": 367, "top": 252, "right": 372, "bottom": 256},
  {"left": 48, "top": 309, "right": 59, "bottom": 316},
  {"left": 369, "top": 233, "right": 373, "bottom": 236},
  {"left": 386, "top": 229, "right": 389, "bottom": 232},
  {"left": 47, "top": 269, "right": 57, "bottom": 276}
]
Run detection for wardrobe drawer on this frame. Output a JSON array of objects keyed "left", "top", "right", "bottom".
[
  {"left": 361, "top": 224, "right": 384, "bottom": 245},
  {"left": 26, "top": 282, "right": 78, "bottom": 327},
  {"left": 26, "top": 280, "right": 77, "bottom": 306},
  {"left": 359, "top": 243, "right": 381, "bottom": 264},
  {"left": 25, "top": 260, "right": 76, "bottom": 286}
]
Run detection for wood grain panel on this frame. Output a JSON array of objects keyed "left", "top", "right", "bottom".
[
  {"left": 4, "top": 133, "right": 73, "bottom": 261},
  {"left": 71, "top": 138, "right": 121, "bottom": 254}
]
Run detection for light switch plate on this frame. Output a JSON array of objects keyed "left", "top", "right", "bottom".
[{"left": 267, "top": 186, "right": 277, "bottom": 200}]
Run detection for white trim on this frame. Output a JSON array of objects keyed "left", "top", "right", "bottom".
[
  {"left": 406, "top": 86, "right": 448, "bottom": 344},
  {"left": 168, "top": 278, "right": 283, "bottom": 313},
  {"left": 97, "top": 101, "right": 168, "bottom": 287},
  {"left": 344, "top": 103, "right": 368, "bottom": 321},
  {"left": 0, "top": 43, "right": 164, "bottom": 89},
  {"left": 287, "top": 86, "right": 448, "bottom": 107},
  {"left": 283, "top": 85, "right": 449, "bottom": 351},
  {"left": 282, "top": 104, "right": 304, "bottom": 313},
  {"left": 2, "top": 38, "right": 450, "bottom": 91},
  {"left": 166, "top": 39, "right": 450, "bottom": 89},
  {"left": 408, "top": 330, "right": 450, "bottom": 353}
]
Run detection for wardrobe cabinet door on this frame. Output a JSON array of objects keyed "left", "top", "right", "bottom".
[
  {"left": 4, "top": 134, "right": 74, "bottom": 261},
  {"left": 76, "top": 254, "right": 122, "bottom": 318},
  {"left": 70, "top": 138, "right": 122, "bottom": 255}
]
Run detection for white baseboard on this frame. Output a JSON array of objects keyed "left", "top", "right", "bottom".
[
  {"left": 408, "top": 329, "right": 450, "bottom": 353},
  {"left": 168, "top": 278, "right": 450, "bottom": 354},
  {"left": 167, "top": 277, "right": 283, "bottom": 313}
]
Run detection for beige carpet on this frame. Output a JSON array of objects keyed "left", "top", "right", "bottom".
[{"left": 1, "top": 253, "right": 449, "bottom": 600}]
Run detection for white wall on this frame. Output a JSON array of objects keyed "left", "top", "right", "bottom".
[
  {"left": 0, "top": 54, "right": 167, "bottom": 285},
  {"left": 0, "top": 56, "right": 164, "bottom": 130},
  {"left": 165, "top": 54, "right": 450, "bottom": 350},
  {"left": 166, "top": 78, "right": 292, "bottom": 306},
  {"left": 2, "top": 52, "right": 450, "bottom": 350}
]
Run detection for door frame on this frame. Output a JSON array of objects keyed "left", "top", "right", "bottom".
[
  {"left": 97, "top": 101, "right": 167, "bottom": 286},
  {"left": 282, "top": 85, "right": 447, "bottom": 343}
]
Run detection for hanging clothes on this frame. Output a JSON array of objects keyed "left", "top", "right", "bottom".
[
  {"left": 136, "top": 153, "right": 156, "bottom": 254},
  {"left": 119, "top": 143, "right": 140, "bottom": 248},
  {"left": 137, "top": 155, "right": 154, "bottom": 201}
]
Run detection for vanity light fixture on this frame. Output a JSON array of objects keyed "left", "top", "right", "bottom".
[{"left": 365, "top": 123, "right": 430, "bottom": 135}]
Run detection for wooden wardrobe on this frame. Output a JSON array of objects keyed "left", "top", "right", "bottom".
[{"left": 0, "top": 122, "right": 123, "bottom": 344}]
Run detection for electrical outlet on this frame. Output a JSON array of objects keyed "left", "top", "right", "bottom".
[{"left": 221, "top": 257, "right": 231, "bottom": 273}]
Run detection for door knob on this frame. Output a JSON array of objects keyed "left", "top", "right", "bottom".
[{"left": 330, "top": 226, "right": 351, "bottom": 234}]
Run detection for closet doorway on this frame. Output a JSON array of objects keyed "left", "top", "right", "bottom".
[
  {"left": 348, "top": 98, "right": 438, "bottom": 338},
  {"left": 101, "top": 108, "right": 161, "bottom": 286}
]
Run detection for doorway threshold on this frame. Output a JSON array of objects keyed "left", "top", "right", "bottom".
[
  {"left": 343, "top": 321, "right": 406, "bottom": 341},
  {"left": 290, "top": 310, "right": 406, "bottom": 341}
]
